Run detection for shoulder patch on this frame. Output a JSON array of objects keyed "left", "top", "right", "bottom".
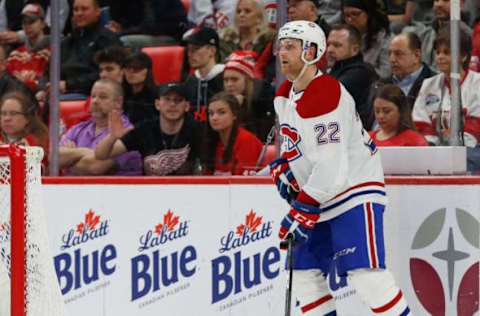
[
  {"left": 296, "top": 74, "right": 341, "bottom": 118},
  {"left": 275, "top": 80, "right": 293, "bottom": 98}
]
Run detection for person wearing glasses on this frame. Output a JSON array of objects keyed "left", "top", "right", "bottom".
[
  {"left": 95, "top": 82, "right": 203, "bottom": 175},
  {"left": 342, "top": 0, "right": 392, "bottom": 80},
  {"left": 0, "top": 91, "right": 49, "bottom": 172},
  {"left": 382, "top": 32, "right": 436, "bottom": 107}
]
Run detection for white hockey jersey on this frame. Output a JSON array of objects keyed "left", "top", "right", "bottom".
[
  {"left": 274, "top": 72, "right": 386, "bottom": 221},
  {"left": 412, "top": 70, "right": 480, "bottom": 147}
]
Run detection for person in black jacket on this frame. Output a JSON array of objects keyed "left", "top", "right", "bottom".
[
  {"left": 327, "top": 24, "right": 378, "bottom": 130},
  {"left": 122, "top": 51, "right": 158, "bottom": 124},
  {"left": 37, "top": 0, "right": 122, "bottom": 100},
  {"left": 183, "top": 27, "right": 224, "bottom": 121},
  {"left": 106, "top": 0, "right": 188, "bottom": 49},
  {"left": 382, "top": 32, "right": 436, "bottom": 107}
]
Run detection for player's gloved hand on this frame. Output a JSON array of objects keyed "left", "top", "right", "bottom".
[
  {"left": 279, "top": 199, "right": 322, "bottom": 248},
  {"left": 269, "top": 158, "right": 300, "bottom": 205}
]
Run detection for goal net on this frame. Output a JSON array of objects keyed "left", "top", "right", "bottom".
[{"left": 0, "top": 145, "right": 67, "bottom": 316}]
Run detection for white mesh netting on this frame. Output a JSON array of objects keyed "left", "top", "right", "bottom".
[{"left": 0, "top": 146, "right": 67, "bottom": 316}]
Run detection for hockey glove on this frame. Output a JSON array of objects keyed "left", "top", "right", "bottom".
[
  {"left": 279, "top": 199, "right": 322, "bottom": 248},
  {"left": 269, "top": 158, "right": 300, "bottom": 205}
]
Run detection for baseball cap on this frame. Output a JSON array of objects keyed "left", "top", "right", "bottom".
[
  {"left": 185, "top": 27, "right": 219, "bottom": 48},
  {"left": 21, "top": 3, "right": 45, "bottom": 20},
  {"left": 158, "top": 82, "right": 189, "bottom": 99},
  {"left": 224, "top": 51, "right": 258, "bottom": 79}
]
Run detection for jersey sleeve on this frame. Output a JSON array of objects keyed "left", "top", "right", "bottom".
[
  {"left": 463, "top": 74, "right": 480, "bottom": 146},
  {"left": 412, "top": 78, "right": 439, "bottom": 145}
]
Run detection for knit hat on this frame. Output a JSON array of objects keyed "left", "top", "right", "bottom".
[
  {"left": 224, "top": 51, "right": 258, "bottom": 79},
  {"left": 343, "top": 0, "right": 368, "bottom": 12},
  {"left": 21, "top": 3, "right": 45, "bottom": 20}
]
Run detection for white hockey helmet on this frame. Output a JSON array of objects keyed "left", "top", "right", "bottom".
[{"left": 277, "top": 20, "right": 326, "bottom": 65}]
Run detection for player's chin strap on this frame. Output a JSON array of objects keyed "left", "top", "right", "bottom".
[{"left": 292, "top": 40, "right": 321, "bottom": 84}]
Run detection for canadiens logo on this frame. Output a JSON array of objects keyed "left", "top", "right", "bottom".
[
  {"left": 280, "top": 124, "right": 302, "bottom": 161},
  {"left": 61, "top": 209, "right": 109, "bottom": 250},
  {"left": 219, "top": 210, "right": 272, "bottom": 253}
]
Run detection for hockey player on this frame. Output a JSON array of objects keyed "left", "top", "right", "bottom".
[{"left": 270, "top": 20, "right": 412, "bottom": 315}]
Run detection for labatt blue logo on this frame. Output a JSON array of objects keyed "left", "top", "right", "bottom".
[
  {"left": 54, "top": 210, "right": 116, "bottom": 295},
  {"left": 138, "top": 209, "right": 189, "bottom": 251},
  {"left": 60, "top": 209, "right": 109, "bottom": 249},
  {"left": 131, "top": 210, "right": 196, "bottom": 301},
  {"left": 219, "top": 209, "right": 273, "bottom": 252},
  {"left": 212, "top": 210, "right": 280, "bottom": 304}
]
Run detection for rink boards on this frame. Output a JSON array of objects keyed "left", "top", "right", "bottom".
[{"left": 42, "top": 176, "right": 480, "bottom": 316}]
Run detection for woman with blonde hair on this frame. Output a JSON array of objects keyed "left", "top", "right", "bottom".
[
  {"left": 0, "top": 91, "right": 49, "bottom": 170},
  {"left": 219, "top": 0, "right": 276, "bottom": 80}
]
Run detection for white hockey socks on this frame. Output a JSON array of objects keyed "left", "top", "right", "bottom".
[
  {"left": 348, "top": 268, "right": 412, "bottom": 316},
  {"left": 293, "top": 269, "right": 337, "bottom": 315}
]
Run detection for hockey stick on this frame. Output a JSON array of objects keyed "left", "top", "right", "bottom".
[
  {"left": 280, "top": 233, "right": 295, "bottom": 316},
  {"left": 255, "top": 125, "right": 277, "bottom": 171}
]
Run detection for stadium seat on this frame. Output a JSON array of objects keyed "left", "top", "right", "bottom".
[
  {"left": 59, "top": 100, "right": 88, "bottom": 130},
  {"left": 260, "top": 144, "right": 278, "bottom": 167},
  {"left": 181, "top": 0, "right": 190, "bottom": 12},
  {"left": 141, "top": 46, "right": 185, "bottom": 84}
]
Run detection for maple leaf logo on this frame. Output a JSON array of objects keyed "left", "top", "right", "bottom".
[
  {"left": 236, "top": 210, "right": 262, "bottom": 236},
  {"left": 155, "top": 210, "right": 180, "bottom": 235},
  {"left": 76, "top": 209, "right": 100, "bottom": 234}
]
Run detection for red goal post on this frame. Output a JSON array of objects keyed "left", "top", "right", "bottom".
[{"left": 0, "top": 144, "right": 66, "bottom": 316}]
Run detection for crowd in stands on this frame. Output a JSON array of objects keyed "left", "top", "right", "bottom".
[{"left": 0, "top": 0, "right": 479, "bottom": 175}]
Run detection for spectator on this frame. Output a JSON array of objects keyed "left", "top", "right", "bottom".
[
  {"left": 122, "top": 51, "right": 158, "bottom": 124},
  {"left": 95, "top": 82, "right": 203, "bottom": 175},
  {"left": 287, "top": 0, "right": 332, "bottom": 71},
  {"left": 0, "top": 90, "right": 49, "bottom": 171},
  {"left": 0, "top": 0, "right": 70, "bottom": 46},
  {"left": 0, "top": 44, "right": 38, "bottom": 104},
  {"left": 383, "top": 32, "right": 436, "bottom": 106},
  {"left": 95, "top": 45, "right": 128, "bottom": 83},
  {"left": 37, "top": 0, "right": 122, "bottom": 101},
  {"left": 413, "top": 28, "right": 480, "bottom": 147},
  {"left": 369, "top": 84, "right": 428, "bottom": 146},
  {"left": 470, "top": 21, "right": 480, "bottom": 71},
  {"left": 287, "top": 0, "right": 331, "bottom": 36},
  {"left": 219, "top": 0, "right": 276, "bottom": 80},
  {"left": 66, "top": 45, "right": 129, "bottom": 128},
  {"left": 223, "top": 50, "right": 274, "bottom": 140},
  {"left": 202, "top": 91, "right": 262, "bottom": 175},
  {"left": 107, "top": 0, "right": 188, "bottom": 49},
  {"left": 6, "top": 4, "right": 50, "bottom": 93},
  {"left": 59, "top": 78, "right": 142, "bottom": 175},
  {"left": 378, "top": 0, "right": 415, "bottom": 33},
  {"left": 403, "top": 0, "right": 472, "bottom": 69},
  {"left": 342, "top": 0, "right": 393, "bottom": 79},
  {"left": 327, "top": 24, "right": 378, "bottom": 130},
  {"left": 184, "top": 27, "right": 224, "bottom": 121}
]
